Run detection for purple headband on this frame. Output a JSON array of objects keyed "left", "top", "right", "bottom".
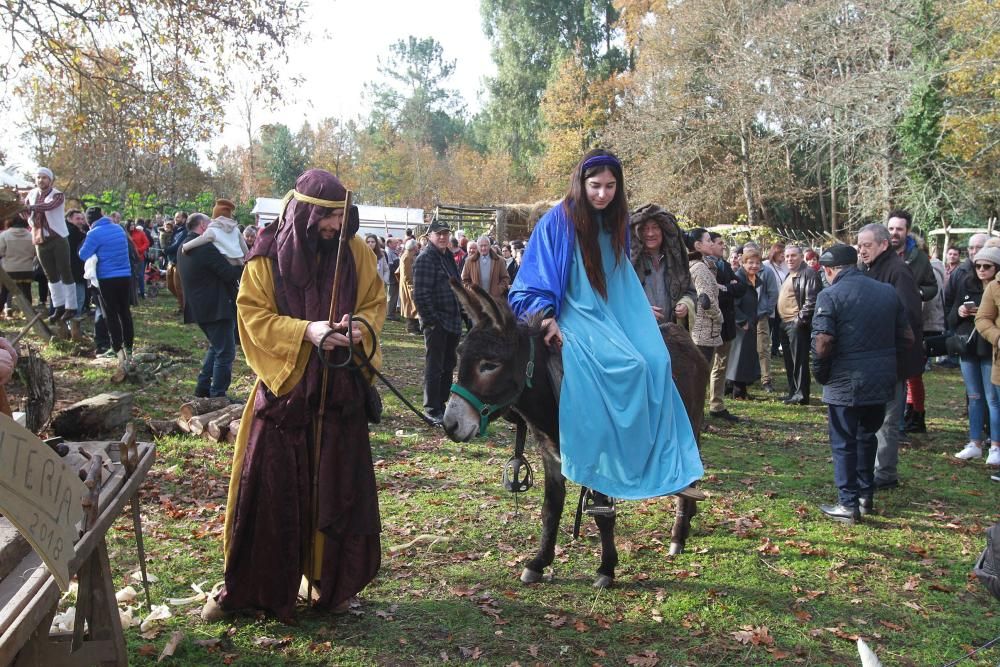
[{"left": 581, "top": 154, "right": 621, "bottom": 173}]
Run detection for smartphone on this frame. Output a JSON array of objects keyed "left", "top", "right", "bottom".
[{"left": 964, "top": 300, "right": 976, "bottom": 307}]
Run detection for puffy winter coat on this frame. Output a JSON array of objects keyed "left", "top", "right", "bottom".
[
  {"left": 78, "top": 217, "right": 133, "bottom": 279},
  {"left": 811, "top": 267, "right": 909, "bottom": 406}
]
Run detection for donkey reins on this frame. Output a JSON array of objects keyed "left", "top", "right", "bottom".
[{"left": 318, "top": 313, "right": 441, "bottom": 429}]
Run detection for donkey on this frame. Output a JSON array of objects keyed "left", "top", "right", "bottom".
[{"left": 443, "top": 281, "right": 710, "bottom": 588}]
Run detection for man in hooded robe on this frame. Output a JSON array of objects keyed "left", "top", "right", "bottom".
[{"left": 203, "top": 169, "right": 386, "bottom": 622}]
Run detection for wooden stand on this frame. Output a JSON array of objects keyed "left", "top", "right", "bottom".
[{"left": 0, "top": 440, "right": 155, "bottom": 667}]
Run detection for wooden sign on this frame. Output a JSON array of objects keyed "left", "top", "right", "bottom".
[{"left": 0, "top": 413, "right": 85, "bottom": 590}]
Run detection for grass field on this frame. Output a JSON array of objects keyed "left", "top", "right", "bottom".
[{"left": 18, "top": 292, "right": 1000, "bottom": 666}]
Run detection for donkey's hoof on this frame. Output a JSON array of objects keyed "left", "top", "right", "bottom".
[
  {"left": 592, "top": 574, "right": 614, "bottom": 589},
  {"left": 668, "top": 542, "right": 684, "bottom": 556},
  {"left": 521, "top": 568, "right": 543, "bottom": 584}
]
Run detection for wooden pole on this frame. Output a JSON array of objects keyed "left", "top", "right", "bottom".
[
  {"left": 308, "top": 190, "right": 353, "bottom": 603},
  {"left": 0, "top": 267, "right": 51, "bottom": 342}
]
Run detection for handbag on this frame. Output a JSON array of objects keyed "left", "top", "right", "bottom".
[{"left": 945, "top": 328, "right": 979, "bottom": 357}]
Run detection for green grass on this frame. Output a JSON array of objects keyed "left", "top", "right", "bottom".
[{"left": 25, "top": 294, "right": 1000, "bottom": 665}]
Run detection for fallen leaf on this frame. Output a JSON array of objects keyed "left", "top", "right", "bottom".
[
  {"left": 252, "top": 636, "right": 291, "bottom": 649},
  {"left": 138, "top": 644, "right": 157, "bottom": 657},
  {"left": 573, "top": 619, "right": 589, "bottom": 632},
  {"left": 880, "top": 620, "right": 905, "bottom": 631},
  {"left": 730, "top": 625, "right": 775, "bottom": 647},
  {"left": 158, "top": 631, "right": 184, "bottom": 663},
  {"left": 545, "top": 613, "right": 567, "bottom": 628},
  {"left": 626, "top": 649, "right": 660, "bottom": 666},
  {"left": 458, "top": 646, "right": 483, "bottom": 659}
]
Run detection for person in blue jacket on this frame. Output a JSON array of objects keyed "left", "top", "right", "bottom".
[
  {"left": 78, "top": 206, "right": 135, "bottom": 381},
  {"left": 507, "top": 149, "right": 704, "bottom": 515}
]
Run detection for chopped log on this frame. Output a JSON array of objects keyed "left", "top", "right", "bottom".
[
  {"left": 187, "top": 404, "right": 240, "bottom": 436},
  {"left": 205, "top": 406, "right": 242, "bottom": 442},
  {"left": 147, "top": 419, "right": 183, "bottom": 437},
  {"left": 225, "top": 419, "right": 241, "bottom": 444},
  {"left": 179, "top": 397, "right": 232, "bottom": 422},
  {"left": 51, "top": 391, "right": 133, "bottom": 438}
]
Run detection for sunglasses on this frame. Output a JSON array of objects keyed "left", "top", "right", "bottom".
[{"left": 975, "top": 263, "right": 997, "bottom": 270}]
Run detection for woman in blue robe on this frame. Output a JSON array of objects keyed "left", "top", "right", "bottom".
[{"left": 508, "top": 149, "right": 704, "bottom": 513}]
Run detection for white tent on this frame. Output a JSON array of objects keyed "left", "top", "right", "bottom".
[
  {"left": 250, "top": 197, "right": 284, "bottom": 227},
  {"left": 250, "top": 197, "right": 425, "bottom": 237},
  {"left": 0, "top": 166, "right": 32, "bottom": 189}
]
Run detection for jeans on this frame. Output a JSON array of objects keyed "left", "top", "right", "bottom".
[
  {"left": 829, "top": 404, "right": 885, "bottom": 507},
  {"left": 197, "top": 319, "right": 237, "bottom": 398},
  {"left": 960, "top": 356, "right": 1000, "bottom": 443},
  {"left": 422, "top": 324, "right": 460, "bottom": 416},
  {"left": 875, "top": 380, "right": 905, "bottom": 483}
]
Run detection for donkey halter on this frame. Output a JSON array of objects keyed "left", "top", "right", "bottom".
[{"left": 449, "top": 337, "right": 536, "bottom": 437}]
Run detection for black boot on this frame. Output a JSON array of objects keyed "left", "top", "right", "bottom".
[
  {"left": 901, "top": 403, "right": 914, "bottom": 432},
  {"left": 904, "top": 410, "right": 926, "bottom": 434},
  {"left": 46, "top": 306, "right": 65, "bottom": 324}
]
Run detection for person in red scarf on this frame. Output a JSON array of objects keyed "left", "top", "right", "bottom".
[
  {"left": 23, "top": 167, "right": 78, "bottom": 321},
  {"left": 202, "top": 169, "right": 386, "bottom": 623}
]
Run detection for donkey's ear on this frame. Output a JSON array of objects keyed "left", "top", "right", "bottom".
[
  {"left": 450, "top": 278, "right": 493, "bottom": 329},
  {"left": 470, "top": 283, "right": 511, "bottom": 331}
]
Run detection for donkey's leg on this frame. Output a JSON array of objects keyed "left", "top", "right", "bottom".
[
  {"left": 669, "top": 497, "right": 699, "bottom": 556},
  {"left": 521, "top": 448, "right": 566, "bottom": 584},
  {"left": 593, "top": 510, "right": 618, "bottom": 588}
]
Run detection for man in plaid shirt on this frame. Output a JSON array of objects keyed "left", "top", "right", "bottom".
[{"left": 413, "top": 219, "right": 463, "bottom": 425}]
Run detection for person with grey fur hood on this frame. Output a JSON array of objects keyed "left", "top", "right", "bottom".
[{"left": 629, "top": 204, "right": 696, "bottom": 328}]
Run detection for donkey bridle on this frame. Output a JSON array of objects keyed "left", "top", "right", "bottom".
[{"left": 449, "top": 336, "right": 536, "bottom": 437}]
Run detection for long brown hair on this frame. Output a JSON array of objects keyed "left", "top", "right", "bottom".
[{"left": 562, "top": 148, "right": 629, "bottom": 299}]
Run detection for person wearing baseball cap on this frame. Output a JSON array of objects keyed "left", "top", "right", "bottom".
[
  {"left": 811, "top": 243, "right": 913, "bottom": 524},
  {"left": 412, "top": 218, "right": 461, "bottom": 424}
]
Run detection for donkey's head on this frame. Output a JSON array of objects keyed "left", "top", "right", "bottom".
[{"left": 443, "top": 279, "right": 531, "bottom": 442}]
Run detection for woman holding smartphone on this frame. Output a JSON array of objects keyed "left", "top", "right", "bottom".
[{"left": 952, "top": 247, "right": 1000, "bottom": 463}]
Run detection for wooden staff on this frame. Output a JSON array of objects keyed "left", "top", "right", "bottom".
[{"left": 307, "top": 190, "right": 353, "bottom": 605}]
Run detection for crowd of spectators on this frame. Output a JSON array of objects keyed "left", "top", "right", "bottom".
[{"left": 6, "top": 165, "right": 998, "bottom": 509}]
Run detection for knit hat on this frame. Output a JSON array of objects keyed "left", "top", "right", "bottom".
[
  {"left": 212, "top": 198, "right": 236, "bottom": 219},
  {"left": 975, "top": 247, "right": 1000, "bottom": 269},
  {"left": 819, "top": 243, "right": 857, "bottom": 267},
  {"left": 85, "top": 206, "right": 103, "bottom": 224}
]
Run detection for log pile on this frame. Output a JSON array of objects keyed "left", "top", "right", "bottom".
[{"left": 147, "top": 397, "right": 244, "bottom": 443}]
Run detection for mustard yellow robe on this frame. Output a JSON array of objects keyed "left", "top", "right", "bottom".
[{"left": 223, "top": 234, "right": 385, "bottom": 572}]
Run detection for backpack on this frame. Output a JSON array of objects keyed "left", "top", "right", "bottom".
[{"left": 974, "top": 521, "right": 1000, "bottom": 601}]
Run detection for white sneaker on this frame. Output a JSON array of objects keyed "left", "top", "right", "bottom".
[
  {"left": 955, "top": 442, "right": 983, "bottom": 460},
  {"left": 987, "top": 447, "right": 1000, "bottom": 466}
]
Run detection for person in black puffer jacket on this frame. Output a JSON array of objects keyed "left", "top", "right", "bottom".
[
  {"left": 811, "top": 244, "right": 913, "bottom": 522},
  {"left": 950, "top": 246, "right": 1000, "bottom": 464}
]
